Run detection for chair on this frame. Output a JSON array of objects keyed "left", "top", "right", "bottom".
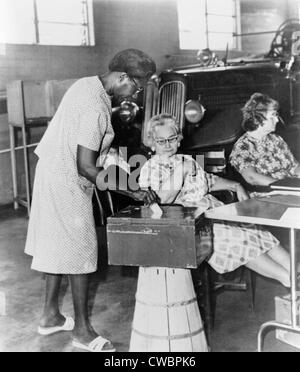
[
  {"left": 193, "top": 263, "right": 256, "bottom": 345},
  {"left": 6, "top": 79, "right": 76, "bottom": 216},
  {"left": 192, "top": 149, "right": 256, "bottom": 343},
  {"left": 7, "top": 80, "right": 51, "bottom": 216}
]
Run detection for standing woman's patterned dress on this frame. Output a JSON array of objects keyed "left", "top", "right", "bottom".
[
  {"left": 139, "top": 154, "right": 280, "bottom": 274},
  {"left": 25, "top": 77, "right": 114, "bottom": 274}
]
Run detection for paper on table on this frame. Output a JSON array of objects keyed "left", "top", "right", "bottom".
[
  {"left": 268, "top": 190, "right": 300, "bottom": 197},
  {"left": 194, "top": 206, "right": 209, "bottom": 218},
  {"left": 97, "top": 148, "right": 130, "bottom": 174},
  {"left": 150, "top": 203, "right": 163, "bottom": 219},
  {"left": 280, "top": 208, "right": 300, "bottom": 223}
]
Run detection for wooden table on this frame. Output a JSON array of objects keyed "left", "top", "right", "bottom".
[{"left": 205, "top": 195, "right": 300, "bottom": 352}]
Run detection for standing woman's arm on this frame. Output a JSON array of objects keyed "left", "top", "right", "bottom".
[
  {"left": 77, "top": 145, "right": 157, "bottom": 204},
  {"left": 77, "top": 145, "right": 102, "bottom": 184}
]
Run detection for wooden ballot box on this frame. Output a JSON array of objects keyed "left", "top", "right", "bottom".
[{"left": 106, "top": 205, "right": 205, "bottom": 269}]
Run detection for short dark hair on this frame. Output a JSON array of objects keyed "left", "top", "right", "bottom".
[
  {"left": 241, "top": 93, "right": 279, "bottom": 131},
  {"left": 109, "top": 49, "right": 156, "bottom": 82}
]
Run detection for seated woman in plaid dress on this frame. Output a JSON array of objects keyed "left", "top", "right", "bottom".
[{"left": 139, "top": 114, "right": 294, "bottom": 287}]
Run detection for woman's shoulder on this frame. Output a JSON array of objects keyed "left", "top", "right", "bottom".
[
  {"left": 231, "top": 133, "right": 252, "bottom": 153},
  {"left": 267, "top": 133, "right": 291, "bottom": 151},
  {"left": 268, "top": 133, "right": 284, "bottom": 142},
  {"left": 237, "top": 132, "right": 250, "bottom": 143},
  {"left": 232, "top": 132, "right": 250, "bottom": 147},
  {"left": 66, "top": 76, "right": 97, "bottom": 91},
  {"left": 77, "top": 77, "right": 111, "bottom": 109}
]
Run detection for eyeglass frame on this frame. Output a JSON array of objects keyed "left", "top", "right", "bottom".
[
  {"left": 154, "top": 135, "right": 179, "bottom": 146},
  {"left": 269, "top": 111, "right": 279, "bottom": 118},
  {"left": 130, "top": 77, "right": 144, "bottom": 93},
  {"left": 122, "top": 73, "right": 144, "bottom": 93},
  {"left": 268, "top": 111, "right": 285, "bottom": 125},
  {"left": 263, "top": 111, "right": 282, "bottom": 122}
]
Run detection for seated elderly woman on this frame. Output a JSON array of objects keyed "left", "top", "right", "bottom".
[
  {"left": 139, "top": 113, "right": 295, "bottom": 288},
  {"left": 230, "top": 92, "right": 300, "bottom": 187}
]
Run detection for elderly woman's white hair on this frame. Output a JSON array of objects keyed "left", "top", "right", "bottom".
[{"left": 147, "top": 114, "right": 183, "bottom": 148}]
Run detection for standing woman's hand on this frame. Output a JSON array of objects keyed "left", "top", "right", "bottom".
[
  {"left": 235, "top": 184, "right": 249, "bottom": 201},
  {"left": 132, "top": 188, "right": 159, "bottom": 206}
]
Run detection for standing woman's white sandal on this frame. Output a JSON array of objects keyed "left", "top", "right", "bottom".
[
  {"left": 72, "top": 336, "right": 116, "bottom": 352},
  {"left": 38, "top": 316, "right": 75, "bottom": 335}
]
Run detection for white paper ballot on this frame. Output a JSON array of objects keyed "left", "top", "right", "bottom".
[
  {"left": 150, "top": 203, "right": 163, "bottom": 219},
  {"left": 194, "top": 206, "right": 208, "bottom": 218},
  {"left": 97, "top": 148, "right": 130, "bottom": 174},
  {"left": 280, "top": 208, "right": 300, "bottom": 223}
]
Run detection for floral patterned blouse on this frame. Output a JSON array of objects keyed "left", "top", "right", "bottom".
[
  {"left": 230, "top": 133, "right": 299, "bottom": 180},
  {"left": 139, "top": 154, "right": 223, "bottom": 211}
]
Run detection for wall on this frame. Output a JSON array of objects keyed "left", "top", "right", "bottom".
[
  {"left": 0, "top": 0, "right": 180, "bottom": 206},
  {"left": 0, "top": 0, "right": 298, "bottom": 206},
  {"left": 0, "top": 0, "right": 179, "bottom": 93},
  {"left": 153, "top": 0, "right": 299, "bottom": 67},
  {"left": 240, "top": 0, "right": 298, "bottom": 54}
]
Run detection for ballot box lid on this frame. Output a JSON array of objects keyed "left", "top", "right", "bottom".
[{"left": 107, "top": 205, "right": 202, "bottom": 226}]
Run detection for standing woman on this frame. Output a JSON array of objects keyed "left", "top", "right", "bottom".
[
  {"left": 230, "top": 92, "right": 300, "bottom": 187},
  {"left": 25, "top": 49, "right": 157, "bottom": 352}
]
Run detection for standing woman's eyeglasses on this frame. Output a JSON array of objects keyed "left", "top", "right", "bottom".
[
  {"left": 128, "top": 76, "right": 144, "bottom": 93},
  {"left": 120, "top": 73, "right": 144, "bottom": 94}
]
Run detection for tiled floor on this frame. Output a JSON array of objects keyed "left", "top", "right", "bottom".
[{"left": 0, "top": 205, "right": 298, "bottom": 352}]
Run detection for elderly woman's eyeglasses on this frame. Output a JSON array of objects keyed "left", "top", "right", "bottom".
[{"left": 155, "top": 135, "right": 179, "bottom": 146}]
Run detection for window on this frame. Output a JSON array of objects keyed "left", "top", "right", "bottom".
[
  {"left": 0, "top": 0, "right": 95, "bottom": 46},
  {"left": 177, "top": 0, "right": 241, "bottom": 50}
]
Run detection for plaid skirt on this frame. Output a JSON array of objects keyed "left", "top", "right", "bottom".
[{"left": 206, "top": 221, "right": 279, "bottom": 274}]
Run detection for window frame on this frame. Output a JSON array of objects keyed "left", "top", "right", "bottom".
[
  {"left": 178, "top": 0, "right": 241, "bottom": 51},
  {"left": 2, "top": 0, "right": 95, "bottom": 47}
]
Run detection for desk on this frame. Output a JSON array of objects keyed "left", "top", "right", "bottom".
[{"left": 205, "top": 196, "right": 300, "bottom": 352}]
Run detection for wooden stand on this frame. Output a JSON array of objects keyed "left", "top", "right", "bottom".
[
  {"left": 129, "top": 267, "right": 208, "bottom": 352},
  {"left": 7, "top": 81, "right": 51, "bottom": 216},
  {"left": 6, "top": 79, "right": 76, "bottom": 216}
]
